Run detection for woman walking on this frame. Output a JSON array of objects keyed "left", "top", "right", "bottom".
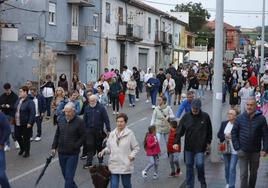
[
  {"left": 217, "top": 109, "right": 238, "bottom": 188},
  {"left": 110, "top": 78, "right": 122, "bottom": 114},
  {"left": 162, "top": 74, "right": 176, "bottom": 106}
]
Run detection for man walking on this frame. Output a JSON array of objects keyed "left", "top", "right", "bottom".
[
  {"left": 174, "top": 99, "right": 212, "bottom": 188},
  {"left": 175, "top": 91, "right": 194, "bottom": 119},
  {"left": 51, "top": 102, "right": 85, "bottom": 188},
  {"left": 83, "top": 95, "right": 111, "bottom": 168},
  {"left": 232, "top": 97, "right": 268, "bottom": 188},
  {"left": 0, "top": 112, "right": 11, "bottom": 188}
]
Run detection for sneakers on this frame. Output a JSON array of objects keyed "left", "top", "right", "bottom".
[
  {"left": 30, "top": 137, "right": 34, "bottom": 142},
  {"left": 113, "top": 111, "right": 116, "bottom": 115},
  {"left": 18, "top": 150, "right": 24, "bottom": 156},
  {"left": 23, "top": 152, "right": 30, "bottom": 158},
  {"left": 142, "top": 170, "right": 147, "bottom": 178},
  {"left": 4, "top": 145, "right": 10, "bottom": 152},
  {"left": 152, "top": 105, "right": 156, "bottom": 109},
  {"left": 83, "top": 163, "right": 92, "bottom": 169},
  {"left": 14, "top": 141, "right": 20, "bottom": 149},
  {"left": 136, "top": 98, "right": 139, "bottom": 101},
  {"left": 175, "top": 168, "right": 181, "bottom": 176},
  {"left": 146, "top": 100, "right": 149, "bottom": 103},
  {"left": 129, "top": 104, "right": 132, "bottom": 107},
  {"left": 116, "top": 112, "right": 119, "bottom": 115},
  {"left": 80, "top": 155, "right": 87, "bottom": 160},
  {"left": 169, "top": 172, "right": 176, "bottom": 177},
  {"left": 225, "top": 184, "right": 229, "bottom": 188},
  {"left": 153, "top": 173, "right": 158, "bottom": 180},
  {"left": 132, "top": 104, "right": 135, "bottom": 107},
  {"left": 34, "top": 137, "right": 41, "bottom": 142}
]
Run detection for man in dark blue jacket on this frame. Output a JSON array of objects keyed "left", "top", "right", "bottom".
[
  {"left": 14, "top": 86, "right": 35, "bottom": 158},
  {"left": 232, "top": 97, "right": 268, "bottom": 188},
  {"left": 83, "top": 95, "right": 111, "bottom": 168},
  {"left": 0, "top": 112, "right": 11, "bottom": 188},
  {"left": 29, "top": 87, "right": 46, "bottom": 142}
]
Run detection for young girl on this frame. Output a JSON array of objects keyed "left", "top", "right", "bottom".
[
  {"left": 254, "top": 86, "right": 262, "bottom": 112},
  {"left": 167, "top": 121, "right": 181, "bottom": 177},
  {"left": 142, "top": 125, "right": 161, "bottom": 180}
]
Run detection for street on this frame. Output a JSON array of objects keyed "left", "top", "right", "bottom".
[{"left": 5, "top": 90, "right": 268, "bottom": 188}]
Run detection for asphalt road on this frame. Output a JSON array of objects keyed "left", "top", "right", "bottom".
[{"left": 6, "top": 89, "right": 216, "bottom": 188}]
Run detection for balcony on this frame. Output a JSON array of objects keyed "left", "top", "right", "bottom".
[
  {"left": 66, "top": 25, "right": 94, "bottom": 46},
  {"left": 67, "top": 0, "right": 94, "bottom": 7},
  {"left": 160, "top": 31, "right": 172, "bottom": 46},
  {"left": 117, "top": 23, "right": 143, "bottom": 42},
  {"left": 154, "top": 31, "right": 161, "bottom": 46}
]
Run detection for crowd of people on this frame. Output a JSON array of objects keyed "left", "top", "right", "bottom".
[{"left": 0, "top": 60, "right": 268, "bottom": 188}]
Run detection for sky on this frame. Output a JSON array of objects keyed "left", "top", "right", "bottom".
[{"left": 143, "top": 0, "right": 268, "bottom": 28}]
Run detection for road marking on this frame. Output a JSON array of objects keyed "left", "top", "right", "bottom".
[
  {"left": 9, "top": 158, "right": 59, "bottom": 183},
  {"left": 128, "top": 117, "right": 148, "bottom": 128}
]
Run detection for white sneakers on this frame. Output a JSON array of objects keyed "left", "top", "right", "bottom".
[
  {"left": 14, "top": 141, "right": 20, "bottom": 149},
  {"left": 113, "top": 111, "right": 116, "bottom": 115},
  {"left": 152, "top": 105, "right": 156, "bottom": 109},
  {"left": 146, "top": 100, "right": 149, "bottom": 103},
  {"left": 4, "top": 145, "right": 10, "bottom": 152},
  {"left": 153, "top": 173, "right": 159, "bottom": 180},
  {"left": 142, "top": 170, "right": 147, "bottom": 178},
  {"left": 34, "top": 137, "right": 41, "bottom": 142}
]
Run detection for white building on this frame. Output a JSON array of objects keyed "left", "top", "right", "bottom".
[{"left": 100, "top": 0, "right": 188, "bottom": 74}]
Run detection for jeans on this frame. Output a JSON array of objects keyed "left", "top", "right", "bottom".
[
  {"left": 238, "top": 151, "right": 260, "bottom": 188},
  {"left": 150, "top": 90, "right": 158, "bottom": 106},
  {"left": 156, "top": 132, "right": 168, "bottom": 152},
  {"left": 164, "top": 91, "right": 172, "bottom": 106},
  {"left": 223, "top": 154, "right": 238, "bottom": 188},
  {"left": 138, "top": 81, "right": 143, "bottom": 93},
  {"left": 32, "top": 116, "right": 43, "bottom": 137},
  {"left": 15, "top": 125, "right": 32, "bottom": 154},
  {"left": 111, "top": 96, "right": 119, "bottom": 112},
  {"left": 185, "top": 151, "right": 206, "bottom": 188},
  {"left": 169, "top": 152, "right": 180, "bottom": 173},
  {"left": 0, "top": 150, "right": 11, "bottom": 188},
  {"left": 5, "top": 115, "right": 15, "bottom": 147},
  {"left": 135, "top": 83, "right": 140, "bottom": 99},
  {"left": 45, "top": 97, "right": 53, "bottom": 117},
  {"left": 198, "top": 85, "right": 205, "bottom": 98},
  {"left": 110, "top": 174, "right": 132, "bottom": 188},
  {"left": 58, "top": 154, "right": 79, "bottom": 188},
  {"left": 144, "top": 155, "right": 159, "bottom": 173},
  {"left": 128, "top": 94, "right": 135, "bottom": 105}
]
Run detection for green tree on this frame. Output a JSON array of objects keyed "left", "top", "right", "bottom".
[{"left": 171, "top": 2, "right": 210, "bottom": 32}]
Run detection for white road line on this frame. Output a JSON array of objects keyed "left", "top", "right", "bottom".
[
  {"left": 9, "top": 158, "right": 59, "bottom": 183},
  {"left": 128, "top": 117, "right": 148, "bottom": 128}
]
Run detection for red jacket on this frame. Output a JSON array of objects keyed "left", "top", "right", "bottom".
[
  {"left": 145, "top": 134, "right": 161, "bottom": 156},
  {"left": 249, "top": 76, "right": 258, "bottom": 87},
  {"left": 167, "top": 128, "right": 181, "bottom": 153}
]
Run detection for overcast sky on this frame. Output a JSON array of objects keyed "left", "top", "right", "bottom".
[{"left": 143, "top": 0, "right": 268, "bottom": 28}]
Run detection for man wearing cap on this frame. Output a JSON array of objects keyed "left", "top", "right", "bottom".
[{"left": 173, "top": 99, "right": 212, "bottom": 188}]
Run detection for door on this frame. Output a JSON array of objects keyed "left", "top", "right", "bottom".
[
  {"left": 56, "top": 55, "right": 72, "bottom": 88},
  {"left": 138, "top": 53, "right": 148, "bottom": 73},
  {"left": 86, "top": 60, "right": 98, "bottom": 82},
  {"left": 71, "top": 5, "right": 79, "bottom": 40},
  {"left": 118, "top": 7, "right": 123, "bottom": 25}
]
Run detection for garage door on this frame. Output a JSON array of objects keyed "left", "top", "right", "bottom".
[
  {"left": 138, "top": 53, "right": 148, "bottom": 73},
  {"left": 56, "top": 55, "right": 72, "bottom": 88}
]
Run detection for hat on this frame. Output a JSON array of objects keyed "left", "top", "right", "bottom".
[{"left": 191, "top": 99, "right": 202, "bottom": 110}]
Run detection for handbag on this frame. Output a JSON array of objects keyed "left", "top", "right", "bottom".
[
  {"left": 89, "top": 164, "right": 111, "bottom": 188},
  {"left": 218, "top": 140, "right": 232, "bottom": 154}
]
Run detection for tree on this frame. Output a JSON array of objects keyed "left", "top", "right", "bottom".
[{"left": 171, "top": 2, "right": 210, "bottom": 32}]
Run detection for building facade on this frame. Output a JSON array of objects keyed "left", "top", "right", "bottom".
[{"left": 0, "top": 0, "right": 101, "bottom": 90}]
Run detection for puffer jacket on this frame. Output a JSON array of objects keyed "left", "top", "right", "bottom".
[
  {"left": 167, "top": 128, "right": 181, "bottom": 153},
  {"left": 14, "top": 97, "right": 36, "bottom": 126},
  {"left": 150, "top": 105, "right": 174, "bottom": 133},
  {"left": 232, "top": 111, "right": 268, "bottom": 153},
  {"left": 145, "top": 133, "right": 161, "bottom": 156},
  {"left": 103, "top": 127, "right": 140, "bottom": 174}
]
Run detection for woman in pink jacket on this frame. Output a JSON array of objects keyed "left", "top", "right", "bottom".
[{"left": 142, "top": 125, "right": 161, "bottom": 180}]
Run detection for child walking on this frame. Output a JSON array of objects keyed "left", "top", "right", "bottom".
[
  {"left": 142, "top": 125, "right": 161, "bottom": 180},
  {"left": 254, "top": 86, "right": 262, "bottom": 112},
  {"left": 167, "top": 121, "right": 181, "bottom": 177}
]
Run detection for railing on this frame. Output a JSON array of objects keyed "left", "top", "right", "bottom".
[
  {"left": 117, "top": 22, "right": 143, "bottom": 41},
  {"left": 66, "top": 24, "right": 93, "bottom": 45},
  {"left": 160, "top": 31, "right": 172, "bottom": 44}
]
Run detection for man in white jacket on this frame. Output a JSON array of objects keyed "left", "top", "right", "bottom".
[{"left": 122, "top": 66, "right": 133, "bottom": 93}]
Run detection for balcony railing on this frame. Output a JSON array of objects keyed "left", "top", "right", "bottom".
[
  {"left": 66, "top": 25, "right": 94, "bottom": 46},
  {"left": 117, "top": 22, "right": 143, "bottom": 42},
  {"left": 160, "top": 31, "right": 172, "bottom": 45},
  {"left": 67, "top": 0, "right": 94, "bottom": 7}
]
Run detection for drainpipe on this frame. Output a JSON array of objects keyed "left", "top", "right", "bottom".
[
  {"left": 125, "top": 0, "right": 128, "bottom": 68},
  {"left": 98, "top": 0, "right": 103, "bottom": 77}
]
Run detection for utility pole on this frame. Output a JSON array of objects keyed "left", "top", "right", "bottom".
[
  {"left": 260, "top": 0, "right": 266, "bottom": 74},
  {"left": 211, "top": 0, "right": 224, "bottom": 163}
]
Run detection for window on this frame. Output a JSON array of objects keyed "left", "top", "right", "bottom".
[
  {"left": 105, "top": 2, "right": 111, "bottom": 23},
  {"left": 49, "top": 2, "right": 56, "bottom": 25},
  {"left": 148, "top": 17, "right": 151, "bottom": 34},
  {"left": 93, "top": 14, "right": 99, "bottom": 31},
  {"left": 118, "top": 7, "right": 123, "bottom": 25}
]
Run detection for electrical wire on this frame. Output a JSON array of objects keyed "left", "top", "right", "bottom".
[{"left": 3, "top": 2, "right": 45, "bottom": 13}]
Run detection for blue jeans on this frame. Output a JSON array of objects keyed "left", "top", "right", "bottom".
[
  {"left": 58, "top": 154, "right": 79, "bottom": 188},
  {"left": 164, "top": 91, "right": 172, "bottom": 106},
  {"left": 185, "top": 151, "right": 206, "bottom": 188},
  {"left": 45, "top": 97, "right": 53, "bottom": 116},
  {"left": 198, "top": 85, "right": 205, "bottom": 98},
  {"left": 110, "top": 174, "right": 132, "bottom": 188},
  {"left": 223, "top": 154, "right": 238, "bottom": 188},
  {"left": 0, "top": 150, "right": 11, "bottom": 188},
  {"left": 150, "top": 90, "right": 158, "bottom": 106},
  {"left": 128, "top": 94, "right": 135, "bottom": 105}
]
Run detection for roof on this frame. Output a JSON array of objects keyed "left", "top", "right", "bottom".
[
  {"left": 206, "top": 20, "right": 238, "bottom": 31},
  {"left": 120, "top": 0, "right": 188, "bottom": 27}
]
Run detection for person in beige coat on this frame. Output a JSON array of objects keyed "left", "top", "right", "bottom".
[
  {"left": 99, "top": 113, "right": 140, "bottom": 188},
  {"left": 151, "top": 95, "right": 174, "bottom": 152},
  {"left": 162, "top": 74, "right": 176, "bottom": 106}
]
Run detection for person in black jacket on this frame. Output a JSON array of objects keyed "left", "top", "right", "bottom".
[
  {"left": 231, "top": 97, "right": 268, "bottom": 188},
  {"left": 51, "top": 102, "right": 85, "bottom": 188},
  {"left": 83, "top": 95, "right": 111, "bottom": 169},
  {"left": 173, "top": 99, "right": 212, "bottom": 188},
  {"left": 174, "top": 70, "right": 186, "bottom": 105},
  {"left": 132, "top": 67, "right": 140, "bottom": 101},
  {"left": 29, "top": 87, "right": 46, "bottom": 141},
  {"left": 0, "top": 83, "right": 19, "bottom": 150},
  {"left": 156, "top": 68, "right": 166, "bottom": 95},
  {"left": 14, "top": 86, "right": 35, "bottom": 158}
]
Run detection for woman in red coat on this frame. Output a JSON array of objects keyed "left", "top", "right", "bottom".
[{"left": 248, "top": 72, "right": 258, "bottom": 88}]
